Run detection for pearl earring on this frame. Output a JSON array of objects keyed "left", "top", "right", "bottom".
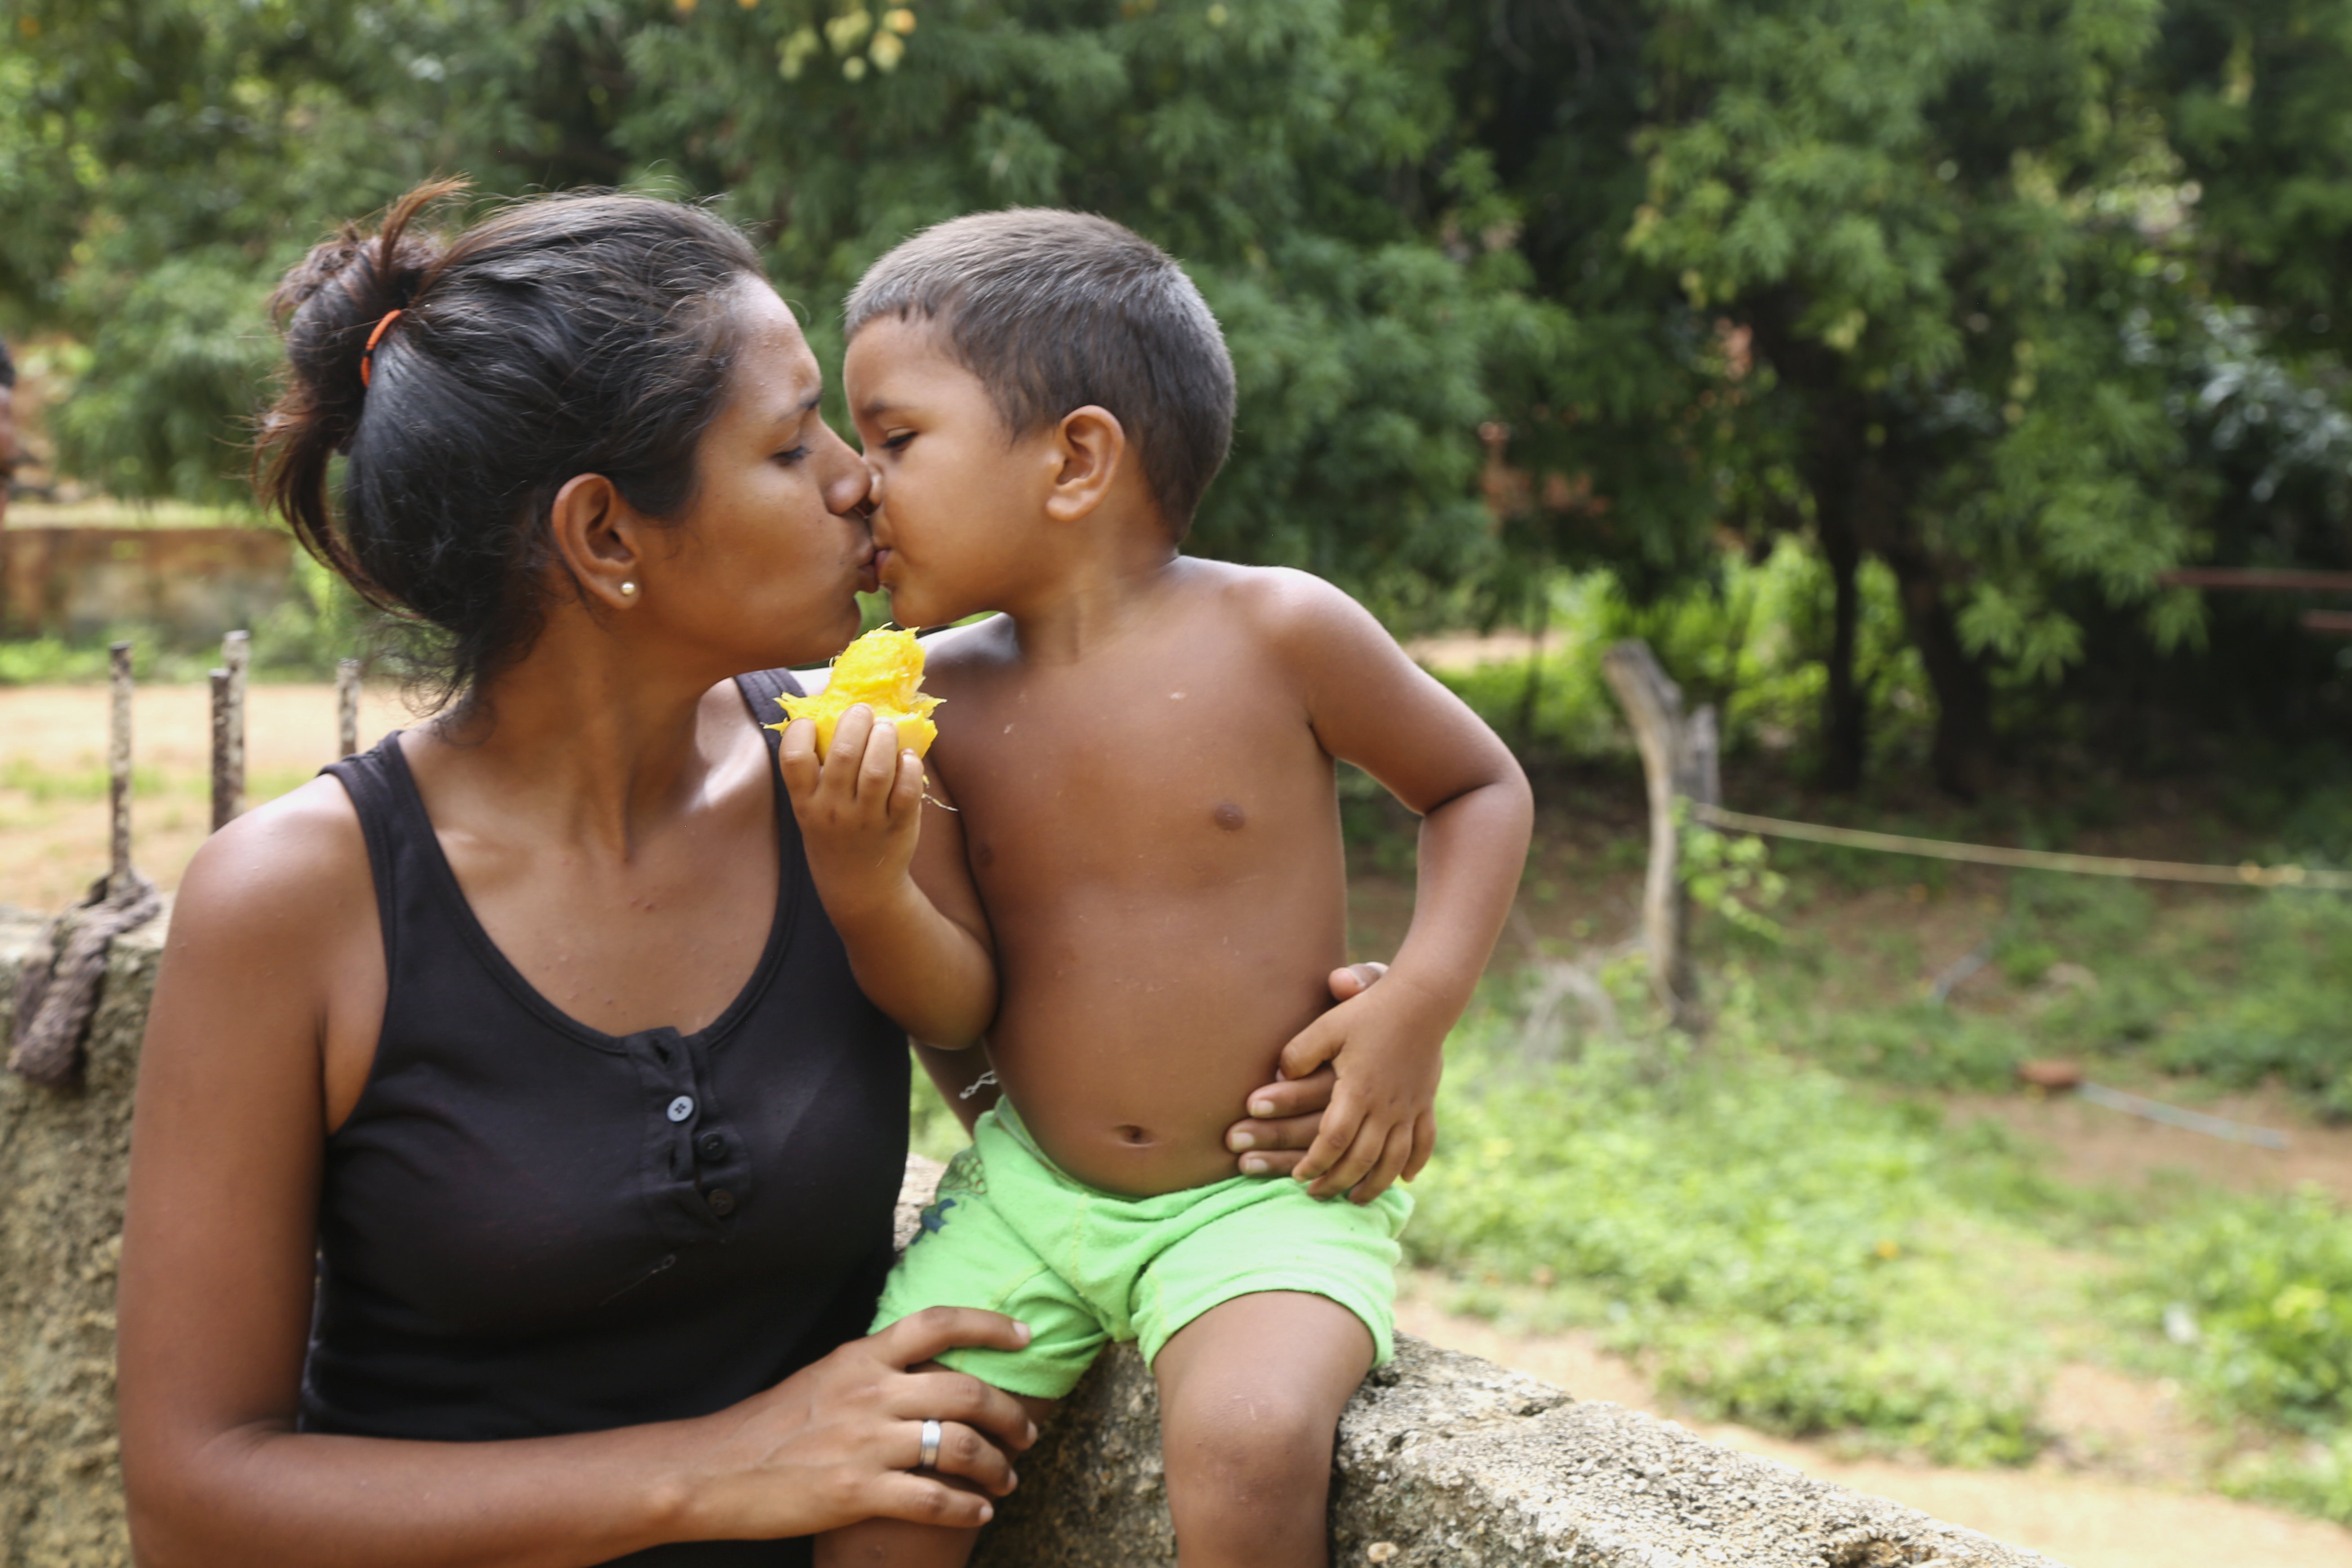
[{"left": 620, "top": 581, "right": 638, "bottom": 597}]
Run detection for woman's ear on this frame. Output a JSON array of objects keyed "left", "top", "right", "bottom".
[
  {"left": 548, "top": 472, "right": 646, "bottom": 610},
  {"left": 1043, "top": 405, "right": 1128, "bottom": 524}
]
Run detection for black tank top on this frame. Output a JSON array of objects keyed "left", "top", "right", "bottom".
[{"left": 303, "top": 671, "right": 909, "bottom": 1567}]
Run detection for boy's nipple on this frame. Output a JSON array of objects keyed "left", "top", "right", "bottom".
[{"left": 1212, "top": 802, "right": 1247, "bottom": 832}]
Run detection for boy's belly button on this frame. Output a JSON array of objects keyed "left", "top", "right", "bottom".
[{"left": 1115, "top": 1124, "right": 1154, "bottom": 1146}]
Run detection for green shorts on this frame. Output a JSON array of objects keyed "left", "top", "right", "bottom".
[{"left": 872, "top": 1102, "right": 1412, "bottom": 1399}]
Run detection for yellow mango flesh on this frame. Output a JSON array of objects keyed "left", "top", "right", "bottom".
[{"left": 772, "top": 626, "right": 943, "bottom": 759}]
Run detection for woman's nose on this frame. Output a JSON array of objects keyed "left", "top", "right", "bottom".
[{"left": 822, "top": 434, "right": 874, "bottom": 519}]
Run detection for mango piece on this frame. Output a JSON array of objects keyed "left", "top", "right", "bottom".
[{"left": 772, "top": 626, "right": 943, "bottom": 759}]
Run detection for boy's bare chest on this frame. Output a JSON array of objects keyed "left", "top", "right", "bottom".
[{"left": 934, "top": 659, "right": 1336, "bottom": 887}]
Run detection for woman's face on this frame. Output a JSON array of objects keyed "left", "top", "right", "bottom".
[{"left": 646, "top": 279, "right": 874, "bottom": 672}]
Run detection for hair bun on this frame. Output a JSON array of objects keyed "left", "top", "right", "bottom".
[
  {"left": 269, "top": 180, "right": 461, "bottom": 446},
  {"left": 256, "top": 178, "right": 464, "bottom": 594}
]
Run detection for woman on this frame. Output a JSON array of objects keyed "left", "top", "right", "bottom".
[{"left": 116, "top": 183, "right": 1344, "bottom": 1567}]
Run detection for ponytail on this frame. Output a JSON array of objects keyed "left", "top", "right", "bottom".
[{"left": 258, "top": 177, "right": 462, "bottom": 605}]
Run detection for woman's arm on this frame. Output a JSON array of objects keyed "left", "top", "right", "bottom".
[
  {"left": 778, "top": 704, "right": 997, "bottom": 1048},
  {"left": 118, "top": 785, "right": 1033, "bottom": 1568}
]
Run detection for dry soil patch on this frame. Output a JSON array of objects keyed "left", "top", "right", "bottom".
[{"left": 0, "top": 682, "right": 413, "bottom": 909}]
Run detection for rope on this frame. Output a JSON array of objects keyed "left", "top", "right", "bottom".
[
  {"left": 1694, "top": 804, "right": 2352, "bottom": 892},
  {"left": 9, "top": 869, "right": 161, "bottom": 1088}
]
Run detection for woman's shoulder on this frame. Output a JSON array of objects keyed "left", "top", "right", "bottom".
[{"left": 169, "top": 772, "right": 375, "bottom": 952}]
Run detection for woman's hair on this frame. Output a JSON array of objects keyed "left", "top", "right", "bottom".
[{"left": 257, "top": 180, "right": 765, "bottom": 706}]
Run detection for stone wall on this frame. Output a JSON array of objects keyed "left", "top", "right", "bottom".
[
  {"left": 0, "top": 907, "right": 158, "bottom": 1568},
  {"left": 0, "top": 903, "right": 2066, "bottom": 1567},
  {"left": 0, "top": 528, "right": 292, "bottom": 642}
]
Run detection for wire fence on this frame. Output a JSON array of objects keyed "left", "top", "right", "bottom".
[{"left": 1693, "top": 804, "right": 2352, "bottom": 892}]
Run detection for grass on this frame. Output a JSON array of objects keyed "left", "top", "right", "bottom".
[
  {"left": 1737, "top": 867, "right": 2352, "bottom": 1113},
  {"left": 0, "top": 756, "right": 313, "bottom": 804},
  {"left": 1402, "top": 977, "right": 2102, "bottom": 1465},
  {"left": 2100, "top": 1181, "right": 2352, "bottom": 1523}
]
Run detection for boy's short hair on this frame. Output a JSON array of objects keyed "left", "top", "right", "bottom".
[{"left": 845, "top": 209, "right": 1235, "bottom": 535}]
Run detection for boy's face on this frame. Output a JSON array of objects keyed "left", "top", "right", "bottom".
[{"left": 844, "top": 315, "right": 1058, "bottom": 629}]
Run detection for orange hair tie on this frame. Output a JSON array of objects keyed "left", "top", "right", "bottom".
[{"left": 359, "top": 309, "right": 404, "bottom": 389}]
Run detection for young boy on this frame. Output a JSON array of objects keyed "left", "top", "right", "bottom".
[{"left": 799, "top": 211, "right": 1532, "bottom": 1568}]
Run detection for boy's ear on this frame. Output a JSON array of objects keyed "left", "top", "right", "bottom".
[
  {"left": 548, "top": 471, "right": 649, "bottom": 611},
  {"left": 1043, "top": 405, "right": 1128, "bottom": 525}
]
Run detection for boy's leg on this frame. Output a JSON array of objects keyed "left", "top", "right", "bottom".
[
  {"left": 1151, "top": 1292, "right": 1374, "bottom": 1568},
  {"left": 815, "top": 1390, "right": 1058, "bottom": 1568}
]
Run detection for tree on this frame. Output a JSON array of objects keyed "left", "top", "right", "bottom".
[
  {"left": 1459, "top": 0, "right": 2215, "bottom": 796},
  {"left": 2, "top": 0, "right": 1560, "bottom": 619}
]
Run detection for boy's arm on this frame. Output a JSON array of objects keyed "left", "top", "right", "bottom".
[
  {"left": 778, "top": 704, "right": 997, "bottom": 1049},
  {"left": 1253, "top": 571, "right": 1533, "bottom": 1201}
]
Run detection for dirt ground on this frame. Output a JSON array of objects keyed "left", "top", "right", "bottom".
[{"left": 0, "top": 681, "right": 416, "bottom": 911}]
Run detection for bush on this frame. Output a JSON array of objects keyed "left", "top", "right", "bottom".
[
  {"left": 2222, "top": 1431, "right": 2352, "bottom": 1525},
  {"left": 2128, "top": 1185, "right": 2352, "bottom": 1435},
  {"left": 1430, "top": 540, "right": 1935, "bottom": 772},
  {"left": 2151, "top": 897, "right": 2352, "bottom": 1114}
]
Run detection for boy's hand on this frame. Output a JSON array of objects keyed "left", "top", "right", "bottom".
[
  {"left": 1274, "top": 973, "right": 1447, "bottom": 1204},
  {"left": 778, "top": 703, "right": 927, "bottom": 921},
  {"left": 1227, "top": 963, "right": 1383, "bottom": 1178}
]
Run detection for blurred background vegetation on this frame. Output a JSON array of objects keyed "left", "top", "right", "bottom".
[
  {"left": 13, "top": 0, "right": 2352, "bottom": 1533},
  {"left": 7, "top": 0, "right": 2352, "bottom": 798}
]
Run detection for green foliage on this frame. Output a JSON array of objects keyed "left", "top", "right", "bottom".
[
  {"left": 1678, "top": 806, "right": 1788, "bottom": 942},
  {"left": 5, "top": 0, "right": 1550, "bottom": 609},
  {"left": 1429, "top": 541, "right": 1935, "bottom": 769},
  {"left": 11, "top": 0, "right": 2352, "bottom": 786},
  {"left": 1621, "top": 0, "right": 2205, "bottom": 770},
  {"left": 2222, "top": 1434, "right": 2352, "bottom": 1525},
  {"left": 2151, "top": 895, "right": 2352, "bottom": 1114},
  {"left": 0, "top": 637, "right": 111, "bottom": 687},
  {"left": 1796, "top": 997, "right": 2036, "bottom": 1091},
  {"left": 614, "top": 0, "right": 1555, "bottom": 607},
  {"left": 1749, "top": 857, "right": 2352, "bottom": 1105},
  {"left": 2126, "top": 1185, "right": 2352, "bottom": 1435},
  {"left": 2154, "top": 0, "right": 2352, "bottom": 362},
  {"left": 908, "top": 1065, "right": 971, "bottom": 1166},
  {"left": 251, "top": 550, "right": 376, "bottom": 678},
  {"left": 0, "top": 635, "right": 221, "bottom": 686},
  {"left": 1411, "top": 1003, "right": 2062, "bottom": 1461}
]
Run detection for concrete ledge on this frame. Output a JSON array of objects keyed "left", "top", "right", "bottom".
[{"left": 2, "top": 905, "right": 2067, "bottom": 1567}]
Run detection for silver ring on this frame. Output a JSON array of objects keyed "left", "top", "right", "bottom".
[{"left": 918, "top": 1417, "right": 942, "bottom": 1470}]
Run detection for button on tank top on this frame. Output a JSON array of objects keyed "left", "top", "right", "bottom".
[{"left": 305, "top": 671, "right": 909, "bottom": 1567}]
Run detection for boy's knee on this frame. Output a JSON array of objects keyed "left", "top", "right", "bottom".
[{"left": 1163, "top": 1386, "right": 1341, "bottom": 1491}]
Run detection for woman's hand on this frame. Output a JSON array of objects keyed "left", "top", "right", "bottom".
[
  {"left": 679, "top": 1307, "right": 1038, "bottom": 1541},
  {"left": 1224, "top": 961, "right": 1387, "bottom": 1177}
]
